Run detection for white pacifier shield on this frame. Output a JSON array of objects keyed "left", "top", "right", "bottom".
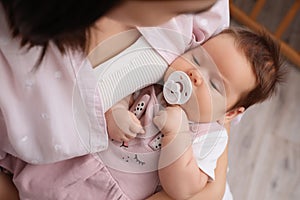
[{"left": 163, "top": 71, "right": 192, "bottom": 105}]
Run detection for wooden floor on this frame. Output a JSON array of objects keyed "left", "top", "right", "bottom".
[
  {"left": 228, "top": 64, "right": 300, "bottom": 200},
  {"left": 228, "top": 1, "right": 300, "bottom": 199}
]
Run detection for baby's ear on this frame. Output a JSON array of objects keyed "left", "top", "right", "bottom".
[{"left": 224, "top": 107, "right": 245, "bottom": 124}]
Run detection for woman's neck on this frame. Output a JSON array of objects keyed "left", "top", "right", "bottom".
[{"left": 88, "top": 17, "right": 141, "bottom": 67}]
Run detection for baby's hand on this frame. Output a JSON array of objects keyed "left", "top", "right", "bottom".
[
  {"left": 153, "top": 106, "right": 189, "bottom": 135},
  {"left": 105, "top": 107, "right": 145, "bottom": 143}
]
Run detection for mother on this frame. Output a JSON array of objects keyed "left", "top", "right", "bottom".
[{"left": 0, "top": 0, "right": 229, "bottom": 199}]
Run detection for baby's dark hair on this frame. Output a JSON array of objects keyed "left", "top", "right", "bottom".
[{"left": 221, "top": 27, "right": 286, "bottom": 110}]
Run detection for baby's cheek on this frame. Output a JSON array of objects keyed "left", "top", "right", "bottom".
[
  {"left": 163, "top": 66, "right": 177, "bottom": 81},
  {"left": 194, "top": 92, "right": 214, "bottom": 122},
  {"left": 210, "top": 94, "right": 227, "bottom": 121},
  {"left": 181, "top": 95, "right": 202, "bottom": 122}
]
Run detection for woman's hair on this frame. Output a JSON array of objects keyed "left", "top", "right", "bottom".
[
  {"left": 221, "top": 27, "right": 286, "bottom": 110},
  {"left": 1, "top": 0, "right": 123, "bottom": 61}
]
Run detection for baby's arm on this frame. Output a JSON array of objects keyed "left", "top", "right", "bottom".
[
  {"left": 153, "top": 106, "right": 209, "bottom": 199},
  {"left": 105, "top": 95, "right": 144, "bottom": 142},
  {"left": 146, "top": 146, "right": 228, "bottom": 200}
]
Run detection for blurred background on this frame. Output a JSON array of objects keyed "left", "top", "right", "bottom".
[{"left": 228, "top": 0, "right": 300, "bottom": 199}]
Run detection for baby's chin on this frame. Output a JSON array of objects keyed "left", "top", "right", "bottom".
[{"left": 182, "top": 105, "right": 225, "bottom": 124}]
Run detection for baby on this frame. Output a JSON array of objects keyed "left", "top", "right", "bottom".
[
  {"left": 104, "top": 26, "right": 284, "bottom": 199},
  {"left": 0, "top": 27, "right": 283, "bottom": 200}
]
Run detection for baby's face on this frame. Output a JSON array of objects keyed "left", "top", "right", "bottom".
[{"left": 164, "top": 33, "right": 256, "bottom": 123}]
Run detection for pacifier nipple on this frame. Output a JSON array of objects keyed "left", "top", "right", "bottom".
[{"left": 163, "top": 71, "right": 192, "bottom": 105}]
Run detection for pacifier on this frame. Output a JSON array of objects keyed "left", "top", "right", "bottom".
[{"left": 163, "top": 71, "right": 192, "bottom": 105}]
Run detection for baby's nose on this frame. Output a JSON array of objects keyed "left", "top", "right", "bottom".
[{"left": 188, "top": 69, "right": 202, "bottom": 86}]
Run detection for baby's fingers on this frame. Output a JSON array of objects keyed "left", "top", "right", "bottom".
[
  {"left": 129, "top": 112, "right": 145, "bottom": 134},
  {"left": 153, "top": 110, "right": 167, "bottom": 131},
  {"left": 124, "top": 133, "right": 136, "bottom": 141}
]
